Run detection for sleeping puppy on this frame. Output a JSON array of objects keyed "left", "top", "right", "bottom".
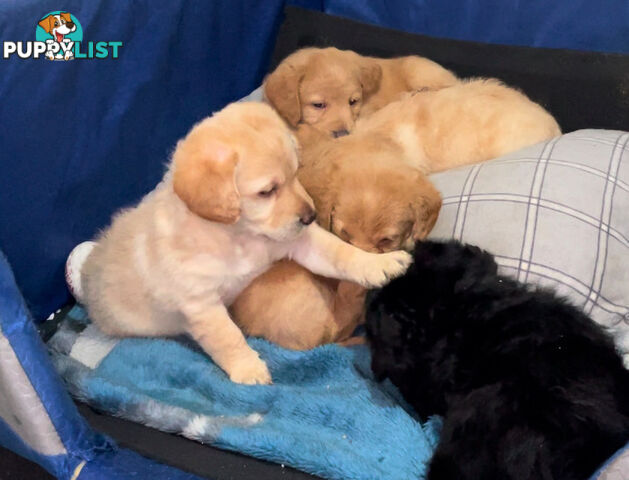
[
  {"left": 81, "top": 102, "right": 412, "bottom": 385},
  {"left": 297, "top": 132, "right": 442, "bottom": 250},
  {"left": 264, "top": 47, "right": 458, "bottom": 137},
  {"left": 354, "top": 78, "right": 561, "bottom": 173},
  {"left": 231, "top": 132, "right": 441, "bottom": 349},
  {"left": 366, "top": 240, "right": 629, "bottom": 480}
]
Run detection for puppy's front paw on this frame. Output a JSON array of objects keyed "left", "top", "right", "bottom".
[
  {"left": 227, "top": 354, "right": 272, "bottom": 385},
  {"left": 356, "top": 250, "right": 412, "bottom": 288}
]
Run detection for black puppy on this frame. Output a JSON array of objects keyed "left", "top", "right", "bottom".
[{"left": 366, "top": 240, "right": 629, "bottom": 480}]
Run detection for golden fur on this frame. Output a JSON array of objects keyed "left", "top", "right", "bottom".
[
  {"left": 81, "top": 102, "right": 412, "bottom": 384},
  {"left": 232, "top": 130, "right": 442, "bottom": 349},
  {"left": 354, "top": 78, "right": 561, "bottom": 173},
  {"left": 264, "top": 47, "right": 458, "bottom": 137},
  {"left": 233, "top": 78, "right": 560, "bottom": 350}
]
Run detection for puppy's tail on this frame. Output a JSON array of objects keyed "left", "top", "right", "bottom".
[{"left": 65, "top": 241, "right": 97, "bottom": 304}]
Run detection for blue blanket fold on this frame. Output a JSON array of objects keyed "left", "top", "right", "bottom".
[{"left": 48, "top": 306, "right": 441, "bottom": 480}]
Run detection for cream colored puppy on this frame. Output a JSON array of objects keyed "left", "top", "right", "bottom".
[
  {"left": 354, "top": 78, "right": 561, "bottom": 173},
  {"left": 81, "top": 102, "right": 411, "bottom": 385}
]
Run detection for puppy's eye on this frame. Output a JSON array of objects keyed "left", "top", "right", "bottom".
[
  {"left": 340, "top": 228, "right": 351, "bottom": 241},
  {"left": 377, "top": 237, "right": 394, "bottom": 249},
  {"left": 349, "top": 98, "right": 360, "bottom": 106},
  {"left": 258, "top": 185, "right": 278, "bottom": 198},
  {"left": 54, "top": 21, "right": 59, "bottom": 27},
  {"left": 311, "top": 102, "right": 326, "bottom": 109}
]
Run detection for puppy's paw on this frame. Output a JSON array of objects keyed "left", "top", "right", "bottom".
[
  {"left": 356, "top": 250, "right": 412, "bottom": 288},
  {"left": 227, "top": 354, "right": 272, "bottom": 385}
]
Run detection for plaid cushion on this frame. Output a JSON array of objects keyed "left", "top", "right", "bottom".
[
  {"left": 428, "top": 129, "right": 629, "bottom": 365},
  {"left": 592, "top": 441, "right": 629, "bottom": 480}
]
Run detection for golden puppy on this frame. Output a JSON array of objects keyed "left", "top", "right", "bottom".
[
  {"left": 231, "top": 133, "right": 441, "bottom": 349},
  {"left": 298, "top": 134, "right": 442, "bottom": 250},
  {"left": 264, "top": 47, "right": 458, "bottom": 137},
  {"left": 232, "top": 79, "right": 559, "bottom": 350},
  {"left": 231, "top": 260, "right": 367, "bottom": 350},
  {"left": 81, "top": 102, "right": 412, "bottom": 385},
  {"left": 354, "top": 78, "right": 561, "bottom": 173}
]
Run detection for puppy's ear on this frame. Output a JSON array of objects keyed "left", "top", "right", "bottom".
[
  {"left": 263, "top": 53, "right": 308, "bottom": 127},
  {"left": 412, "top": 174, "right": 442, "bottom": 240},
  {"left": 308, "top": 184, "right": 335, "bottom": 231},
  {"left": 38, "top": 15, "right": 54, "bottom": 34},
  {"left": 358, "top": 60, "right": 383, "bottom": 97},
  {"left": 296, "top": 157, "right": 336, "bottom": 231},
  {"left": 60, "top": 12, "right": 72, "bottom": 23},
  {"left": 173, "top": 139, "right": 240, "bottom": 223},
  {"left": 454, "top": 245, "right": 499, "bottom": 291},
  {"left": 310, "top": 190, "right": 335, "bottom": 231}
]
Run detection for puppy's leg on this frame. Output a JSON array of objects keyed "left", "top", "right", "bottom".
[
  {"left": 182, "top": 302, "right": 271, "bottom": 385},
  {"left": 289, "top": 224, "right": 412, "bottom": 288}
]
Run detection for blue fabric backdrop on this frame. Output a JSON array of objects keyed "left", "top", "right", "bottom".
[
  {"left": 0, "top": 249, "right": 204, "bottom": 479},
  {"left": 0, "top": 0, "right": 287, "bottom": 320},
  {"left": 296, "top": 0, "right": 629, "bottom": 53},
  {"left": 1, "top": 0, "right": 627, "bottom": 321}
]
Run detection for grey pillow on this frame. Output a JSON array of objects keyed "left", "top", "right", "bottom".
[
  {"left": 428, "top": 129, "right": 629, "bottom": 365},
  {"left": 592, "top": 442, "right": 629, "bottom": 480}
]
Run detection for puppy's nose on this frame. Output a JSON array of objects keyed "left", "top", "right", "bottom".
[
  {"left": 332, "top": 129, "right": 349, "bottom": 138},
  {"left": 299, "top": 207, "right": 317, "bottom": 226}
]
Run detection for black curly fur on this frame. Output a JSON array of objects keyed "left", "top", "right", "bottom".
[{"left": 366, "top": 240, "right": 629, "bottom": 480}]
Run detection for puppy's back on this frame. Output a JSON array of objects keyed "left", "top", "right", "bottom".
[
  {"left": 356, "top": 78, "right": 561, "bottom": 173},
  {"left": 362, "top": 55, "right": 459, "bottom": 114},
  {"left": 368, "top": 240, "right": 629, "bottom": 480},
  {"left": 420, "top": 79, "right": 560, "bottom": 169}
]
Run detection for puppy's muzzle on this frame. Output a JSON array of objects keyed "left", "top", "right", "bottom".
[
  {"left": 332, "top": 129, "right": 349, "bottom": 138},
  {"left": 299, "top": 206, "right": 317, "bottom": 226}
]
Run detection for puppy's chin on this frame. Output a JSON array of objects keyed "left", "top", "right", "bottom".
[{"left": 247, "top": 220, "right": 306, "bottom": 242}]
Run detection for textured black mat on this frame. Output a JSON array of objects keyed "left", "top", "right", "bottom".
[
  {"left": 0, "top": 447, "right": 54, "bottom": 479},
  {"left": 78, "top": 403, "right": 319, "bottom": 480}
]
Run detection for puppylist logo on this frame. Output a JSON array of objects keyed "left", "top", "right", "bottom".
[{"left": 3, "top": 11, "right": 122, "bottom": 61}]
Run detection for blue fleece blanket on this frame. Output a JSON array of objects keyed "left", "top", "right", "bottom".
[{"left": 46, "top": 306, "right": 441, "bottom": 480}]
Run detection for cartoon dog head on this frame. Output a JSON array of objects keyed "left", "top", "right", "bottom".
[{"left": 38, "top": 12, "right": 76, "bottom": 43}]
